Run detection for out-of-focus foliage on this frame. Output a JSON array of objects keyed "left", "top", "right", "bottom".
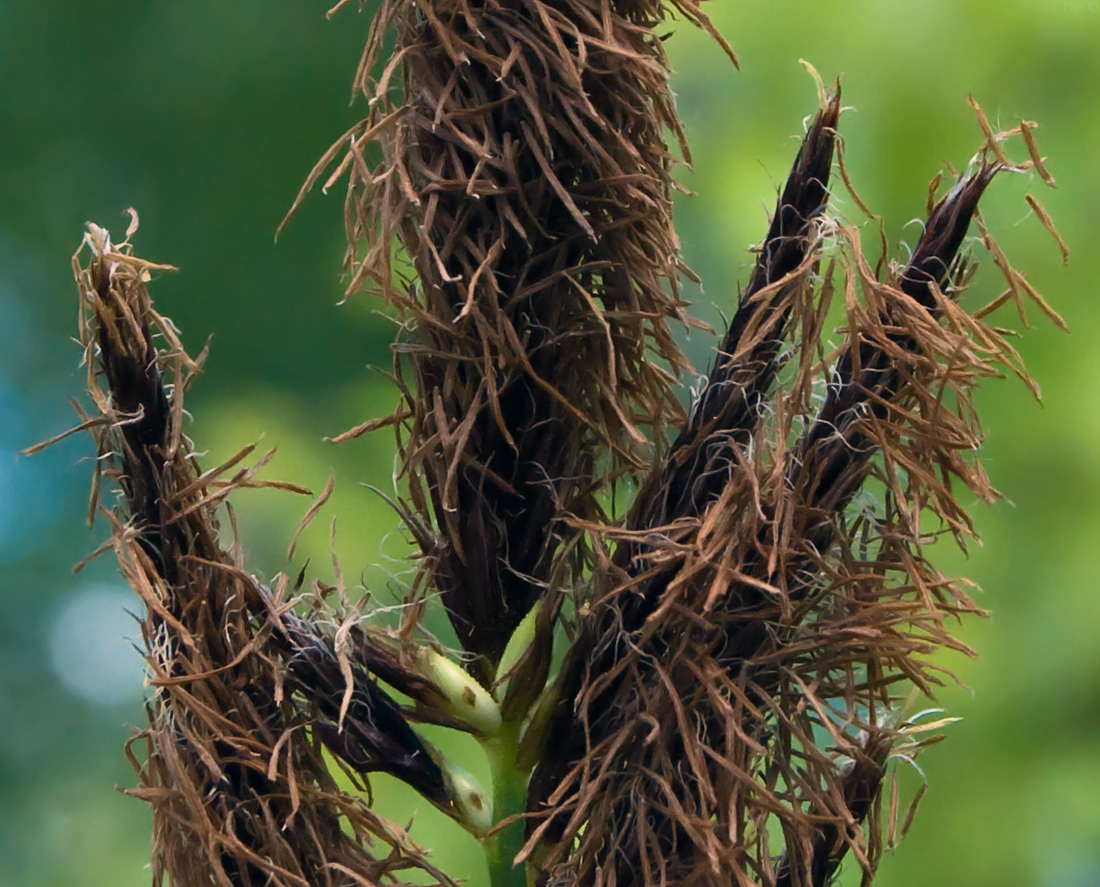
[{"left": 2, "top": 1, "right": 1096, "bottom": 885}]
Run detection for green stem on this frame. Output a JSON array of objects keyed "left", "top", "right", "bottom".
[{"left": 483, "top": 720, "right": 529, "bottom": 887}]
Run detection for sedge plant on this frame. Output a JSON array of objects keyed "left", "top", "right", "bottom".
[{"left": 33, "top": 2, "right": 1069, "bottom": 886}]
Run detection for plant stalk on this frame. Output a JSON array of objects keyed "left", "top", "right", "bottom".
[{"left": 483, "top": 720, "right": 529, "bottom": 887}]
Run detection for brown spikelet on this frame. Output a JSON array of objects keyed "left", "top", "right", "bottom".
[
  {"left": 285, "top": 0, "right": 726, "bottom": 680},
  {"left": 65, "top": 219, "right": 459, "bottom": 887},
  {"left": 527, "top": 90, "right": 845, "bottom": 841}
]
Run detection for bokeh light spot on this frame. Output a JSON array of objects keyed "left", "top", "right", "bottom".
[{"left": 48, "top": 584, "right": 145, "bottom": 707}]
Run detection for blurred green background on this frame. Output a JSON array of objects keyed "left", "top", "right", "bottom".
[{"left": 2, "top": 1, "right": 1097, "bottom": 885}]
